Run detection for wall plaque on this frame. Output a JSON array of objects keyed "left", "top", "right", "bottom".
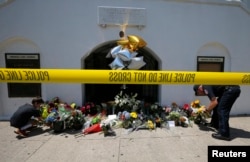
[{"left": 98, "top": 6, "right": 146, "bottom": 27}]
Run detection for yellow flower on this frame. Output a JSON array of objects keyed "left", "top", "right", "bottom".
[
  {"left": 147, "top": 120, "right": 154, "bottom": 129},
  {"left": 70, "top": 103, "right": 76, "bottom": 109},
  {"left": 191, "top": 100, "right": 201, "bottom": 108},
  {"left": 194, "top": 100, "right": 200, "bottom": 104},
  {"left": 130, "top": 112, "right": 138, "bottom": 118},
  {"left": 41, "top": 105, "right": 49, "bottom": 119},
  {"left": 197, "top": 107, "right": 204, "bottom": 113}
]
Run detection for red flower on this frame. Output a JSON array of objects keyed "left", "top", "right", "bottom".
[
  {"left": 183, "top": 104, "right": 189, "bottom": 110},
  {"left": 80, "top": 106, "right": 86, "bottom": 113}
]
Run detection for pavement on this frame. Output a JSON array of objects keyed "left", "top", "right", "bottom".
[{"left": 0, "top": 116, "right": 250, "bottom": 162}]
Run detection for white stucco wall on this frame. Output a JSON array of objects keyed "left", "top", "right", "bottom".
[{"left": 0, "top": 0, "right": 250, "bottom": 119}]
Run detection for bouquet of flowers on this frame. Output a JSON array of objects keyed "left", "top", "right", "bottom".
[
  {"left": 114, "top": 90, "right": 141, "bottom": 112},
  {"left": 80, "top": 102, "right": 99, "bottom": 116},
  {"left": 166, "top": 111, "right": 181, "bottom": 126},
  {"left": 190, "top": 100, "right": 210, "bottom": 124},
  {"left": 68, "top": 109, "right": 85, "bottom": 130}
]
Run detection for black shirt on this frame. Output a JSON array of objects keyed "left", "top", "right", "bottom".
[
  {"left": 10, "top": 103, "right": 41, "bottom": 128},
  {"left": 202, "top": 85, "right": 240, "bottom": 100},
  {"left": 202, "top": 85, "right": 226, "bottom": 100}
]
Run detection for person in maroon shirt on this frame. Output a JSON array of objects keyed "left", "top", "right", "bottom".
[
  {"left": 193, "top": 85, "right": 241, "bottom": 141},
  {"left": 10, "top": 97, "right": 44, "bottom": 137}
]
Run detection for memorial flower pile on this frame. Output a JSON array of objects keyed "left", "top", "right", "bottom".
[
  {"left": 40, "top": 97, "right": 86, "bottom": 132},
  {"left": 38, "top": 95, "right": 211, "bottom": 137}
]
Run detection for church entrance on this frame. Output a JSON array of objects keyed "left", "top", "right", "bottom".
[{"left": 83, "top": 40, "right": 160, "bottom": 104}]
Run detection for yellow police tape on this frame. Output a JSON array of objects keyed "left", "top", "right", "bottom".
[{"left": 0, "top": 68, "right": 250, "bottom": 85}]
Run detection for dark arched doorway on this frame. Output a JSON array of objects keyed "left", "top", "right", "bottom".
[{"left": 83, "top": 41, "right": 160, "bottom": 103}]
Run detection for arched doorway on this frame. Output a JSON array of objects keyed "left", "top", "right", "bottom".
[{"left": 83, "top": 41, "right": 160, "bottom": 104}]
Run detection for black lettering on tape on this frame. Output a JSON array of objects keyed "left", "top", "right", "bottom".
[
  {"left": 134, "top": 72, "right": 147, "bottom": 82},
  {"left": 108, "top": 72, "right": 131, "bottom": 82},
  {"left": 158, "top": 73, "right": 172, "bottom": 82},
  {"left": 44, "top": 71, "right": 50, "bottom": 80},
  {"left": 4, "top": 70, "right": 22, "bottom": 81},
  {"left": 173, "top": 73, "right": 196, "bottom": 83},
  {"left": 109, "top": 72, "right": 114, "bottom": 81},
  {"left": 242, "top": 74, "right": 250, "bottom": 83},
  {"left": 0, "top": 70, "right": 5, "bottom": 80},
  {"left": 148, "top": 73, "right": 157, "bottom": 82}
]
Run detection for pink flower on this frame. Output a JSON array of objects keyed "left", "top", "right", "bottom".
[
  {"left": 86, "top": 105, "right": 91, "bottom": 110},
  {"left": 165, "top": 107, "right": 172, "bottom": 113}
]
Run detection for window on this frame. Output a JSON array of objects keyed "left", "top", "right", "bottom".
[
  {"left": 5, "top": 53, "right": 41, "bottom": 97},
  {"left": 196, "top": 56, "right": 224, "bottom": 96},
  {"left": 197, "top": 56, "right": 224, "bottom": 72}
]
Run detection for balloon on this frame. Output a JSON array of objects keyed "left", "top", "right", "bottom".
[
  {"left": 106, "top": 51, "right": 111, "bottom": 58},
  {"left": 127, "top": 43, "right": 138, "bottom": 52},
  {"left": 117, "top": 48, "right": 132, "bottom": 61},
  {"left": 130, "top": 51, "right": 138, "bottom": 58},
  {"left": 109, "top": 57, "right": 125, "bottom": 70},
  {"left": 109, "top": 45, "right": 122, "bottom": 58},
  {"left": 108, "top": 34, "right": 147, "bottom": 70},
  {"left": 117, "top": 39, "right": 129, "bottom": 48},
  {"left": 128, "top": 56, "right": 146, "bottom": 70},
  {"left": 127, "top": 35, "right": 147, "bottom": 48},
  {"left": 117, "top": 40, "right": 130, "bottom": 50}
]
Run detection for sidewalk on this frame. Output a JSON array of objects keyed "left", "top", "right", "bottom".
[{"left": 0, "top": 116, "right": 250, "bottom": 162}]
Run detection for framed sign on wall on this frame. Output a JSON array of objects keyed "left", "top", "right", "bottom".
[{"left": 5, "top": 53, "right": 41, "bottom": 97}]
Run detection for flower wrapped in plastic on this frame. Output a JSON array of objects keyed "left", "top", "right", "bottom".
[
  {"left": 45, "top": 108, "right": 58, "bottom": 126},
  {"left": 40, "top": 104, "right": 49, "bottom": 120},
  {"left": 114, "top": 91, "right": 141, "bottom": 112},
  {"left": 166, "top": 111, "right": 181, "bottom": 126},
  {"left": 51, "top": 104, "right": 72, "bottom": 133},
  {"left": 134, "top": 119, "right": 155, "bottom": 131},
  {"left": 68, "top": 110, "right": 85, "bottom": 130}
]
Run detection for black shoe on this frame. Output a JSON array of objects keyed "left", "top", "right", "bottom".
[
  {"left": 212, "top": 133, "right": 231, "bottom": 141},
  {"left": 205, "top": 123, "right": 219, "bottom": 129}
]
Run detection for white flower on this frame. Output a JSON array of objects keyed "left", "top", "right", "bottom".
[{"left": 114, "top": 91, "right": 141, "bottom": 109}]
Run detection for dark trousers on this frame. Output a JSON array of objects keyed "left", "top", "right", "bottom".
[
  {"left": 216, "top": 86, "right": 241, "bottom": 137},
  {"left": 210, "top": 105, "right": 219, "bottom": 129}
]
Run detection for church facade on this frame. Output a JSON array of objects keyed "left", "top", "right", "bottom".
[{"left": 0, "top": 0, "right": 250, "bottom": 119}]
